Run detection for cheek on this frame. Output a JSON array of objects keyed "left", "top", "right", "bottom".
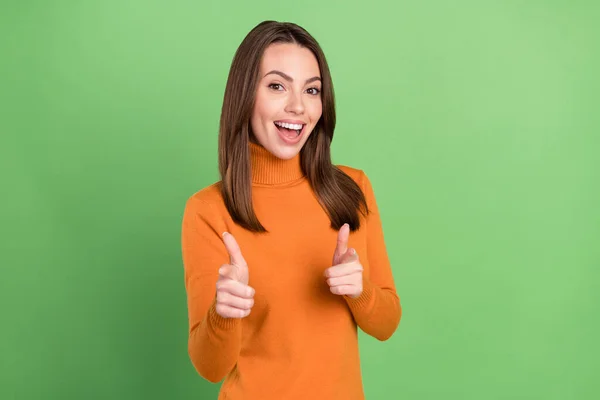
[
  {"left": 309, "top": 100, "right": 323, "bottom": 124},
  {"left": 251, "top": 95, "right": 265, "bottom": 124},
  {"left": 253, "top": 91, "right": 280, "bottom": 123},
  {"left": 250, "top": 107, "right": 260, "bottom": 135}
]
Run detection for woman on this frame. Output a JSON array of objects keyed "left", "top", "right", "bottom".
[{"left": 181, "top": 20, "right": 401, "bottom": 399}]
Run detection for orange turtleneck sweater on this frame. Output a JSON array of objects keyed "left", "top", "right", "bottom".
[{"left": 181, "top": 143, "right": 401, "bottom": 399}]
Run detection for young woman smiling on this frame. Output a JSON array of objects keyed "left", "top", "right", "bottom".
[{"left": 181, "top": 20, "right": 401, "bottom": 400}]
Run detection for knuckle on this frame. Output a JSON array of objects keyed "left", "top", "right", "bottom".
[
  {"left": 229, "top": 281, "right": 242, "bottom": 295},
  {"left": 216, "top": 291, "right": 229, "bottom": 303},
  {"left": 239, "top": 299, "right": 249, "bottom": 309},
  {"left": 215, "top": 304, "right": 227, "bottom": 317},
  {"left": 243, "top": 285, "right": 253, "bottom": 297}
]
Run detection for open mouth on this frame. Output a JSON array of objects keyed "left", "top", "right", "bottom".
[{"left": 274, "top": 121, "right": 305, "bottom": 138}]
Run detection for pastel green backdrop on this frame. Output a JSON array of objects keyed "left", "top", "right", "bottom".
[{"left": 2, "top": 1, "right": 598, "bottom": 399}]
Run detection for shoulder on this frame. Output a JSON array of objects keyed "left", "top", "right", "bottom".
[
  {"left": 181, "top": 181, "right": 232, "bottom": 236},
  {"left": 335, "top": 165, "right": 378, "bottom": 210},
  {"left": 183, "top": 181, "right": 225, "bottom": 217},
  {"left": 336, "top": 164, "right": 372, "bottom": 189},
  {"left": 187, "top": 181, "right": 222, "bottom": 204},
  {"left": 336, "top": 164, "right": 366, "bottom": 184}
]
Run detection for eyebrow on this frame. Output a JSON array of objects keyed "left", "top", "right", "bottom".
[{"left": 264, "top": 70, "right": 321, "bottom": 84}]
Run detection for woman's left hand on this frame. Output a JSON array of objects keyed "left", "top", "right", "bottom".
[{"left": 324, "top": 223, "right": 363, "bottom": 299}]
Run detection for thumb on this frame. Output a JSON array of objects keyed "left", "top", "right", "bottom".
[
  {"left": 221, "top": 232, "right": 249, "bottom": 284},
  {"left": 334, "top": 223, "right": 350, "bottom": 262},
  {"left": 339, "top": 247, "right": 359, "bottom": 264},
  {"left": 219, "top": 264, "right": 245, "bottom": 283}
]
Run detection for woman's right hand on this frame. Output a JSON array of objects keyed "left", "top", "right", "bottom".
[{"left": 215, "top": 232, "right": 255, "bottom": 318}]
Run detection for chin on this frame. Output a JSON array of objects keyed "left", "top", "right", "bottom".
[
  {"left": 268, "top": 143, "right": 302, "bottom": 160},
  {"left": 266, "top": 130, "right": 311, "bottom": 160}
]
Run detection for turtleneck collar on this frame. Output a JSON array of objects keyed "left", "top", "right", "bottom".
[{"left": 249, "top": 142, "right": 305, "bottom": 185}]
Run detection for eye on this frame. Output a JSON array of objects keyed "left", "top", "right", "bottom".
[
  {"left": 268, "top": 83, "right": 284, "bottom": 91},
  {"left": 306, "top": 87, "right": 321, "bottom": 95}
]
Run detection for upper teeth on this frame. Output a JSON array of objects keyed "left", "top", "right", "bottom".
[{"left": 275, "top": 121, "right": 303, "bottom": 130}]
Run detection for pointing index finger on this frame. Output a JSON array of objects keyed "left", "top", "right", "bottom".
[
  {"left": 334, "top": 223, "right": 350, "bottom": 260},
  {"left": 222, "top": 232, "right": 247, "bottom": 267}
]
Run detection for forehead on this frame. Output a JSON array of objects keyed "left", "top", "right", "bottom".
[{"left": 260, "top": 43, "right": 321, "bottom": 78}]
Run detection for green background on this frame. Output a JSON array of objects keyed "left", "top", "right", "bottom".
[{"left": 2, "top": 1, "right": 599, "bottom": 399}]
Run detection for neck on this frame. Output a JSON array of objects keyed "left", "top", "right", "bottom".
[{"left": 249, "top": 142, "right": 304, "bottom": 185}]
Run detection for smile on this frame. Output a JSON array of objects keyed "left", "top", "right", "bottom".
[
  {"left": 274, "top": 121, "right": 306, "bottom": 144},
  {"left": 274, "top": 121, "right": 305, "bottom": 136}
]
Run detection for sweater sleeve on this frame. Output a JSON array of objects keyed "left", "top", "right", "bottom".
[
  {"left": 181, "top": 196, "right": 242, "bottom": 383},
  {"left": 344, "top": 171, "right": 402, "bottom": 341}
]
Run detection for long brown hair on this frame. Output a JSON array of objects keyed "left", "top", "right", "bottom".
[{"left": 218, "top": 21, "right": 368, "bottom": 233}]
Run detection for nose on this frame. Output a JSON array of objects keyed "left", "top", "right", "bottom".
[{"left": 284, "top": 90, "right": 305, "bottom": 115}]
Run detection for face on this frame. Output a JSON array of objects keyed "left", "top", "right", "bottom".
[{"left": 250, "top": 43, "right": 323, "bottom": 160}]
